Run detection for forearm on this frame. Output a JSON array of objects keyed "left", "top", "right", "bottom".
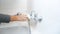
[
  {"left": 10, "top": 16, "right": 19, "bottom": 21},
  {"left": 0, "top": 14, "right": 19, "bottom": 23},
  {"left": 0, "top": 14, "right": 28, "bottom": 23}
]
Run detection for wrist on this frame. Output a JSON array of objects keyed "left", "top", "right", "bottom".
[{"left": 10, "top": 16, "right": 18, "bottom": 21}]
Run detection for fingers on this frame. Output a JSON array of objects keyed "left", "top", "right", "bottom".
[
  {"left": 21, "top": 16, "right": 29, "bottom": 21},
  {"left": 14, "top": 13, "right": 30, "bottom": 21},
  {"left": 17, "top": 14, "right": 29, "bottom": 21}
]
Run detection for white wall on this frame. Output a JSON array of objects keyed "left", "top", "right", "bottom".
[
  {"left": 0, "top": 0, "right": 27, "bottom": 15},
  {"left": 32, "top": 0, "right": 60, "bottom": 34}
]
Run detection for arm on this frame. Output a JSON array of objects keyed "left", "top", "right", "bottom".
[{"left": 0, "top": 14, "right": 28, "bottom": 23}]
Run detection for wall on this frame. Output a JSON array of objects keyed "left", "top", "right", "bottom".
[
  {"left": 32, "top": 0, "right": 60, "bottom": 34},
  {"left": 0, "top": 0, "right": 27, "bottom": 15}
]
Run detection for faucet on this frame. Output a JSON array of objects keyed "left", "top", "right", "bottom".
[
  {"left": 17, "top": 10, "right": 42, "bottom": 26},
  {"left": 28, "top": 10, "right": 42, "bottom": 26},
  {"left": 28, "top": 10, "right": 42, "bottom": 34}
]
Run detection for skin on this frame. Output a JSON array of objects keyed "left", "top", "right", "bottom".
[{"left": 10, "top": 13, "right": 28, "bottom": 21}]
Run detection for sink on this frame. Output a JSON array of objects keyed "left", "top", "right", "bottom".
[
  {"left": 0, "top": 21, "right": 30, "bottom": 34},
  {"left": 0, "top": 26, "right": 29, "bottom": 34}
]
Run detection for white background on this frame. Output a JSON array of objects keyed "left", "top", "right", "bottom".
[{"left": 32, "top": 0, "right": 60, "bottom": 34}]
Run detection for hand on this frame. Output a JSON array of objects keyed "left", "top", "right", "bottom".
[{"left": 10, "top": 13, "right": 28, "bottom": 21}]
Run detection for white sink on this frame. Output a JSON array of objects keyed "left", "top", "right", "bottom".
[{"left": 0, "top": 21, "right": 30, "bottom": 34}]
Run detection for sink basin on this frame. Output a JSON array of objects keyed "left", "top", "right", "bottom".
[
  {"left": 0, "top": 26, "right": 29, "bottom": 34},
  {"left": 0, "top": 21, "right": 30, "bottom": 34}
]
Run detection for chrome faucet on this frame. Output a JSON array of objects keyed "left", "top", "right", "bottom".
[{"left": 29, "top": 10, "right": 42, "bottom": 26}]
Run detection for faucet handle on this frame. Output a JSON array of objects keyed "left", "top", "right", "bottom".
[{"left": 30, "top": 10, "right": 42, "bottom": 22}]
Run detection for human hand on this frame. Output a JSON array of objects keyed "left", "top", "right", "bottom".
[{"left": 10, "top": 13, "right": 29, "bottom": 21}]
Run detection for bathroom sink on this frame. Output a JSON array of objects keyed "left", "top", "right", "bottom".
[{"left": 0, "top": 21, "right": 30, "bottom": 34}]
